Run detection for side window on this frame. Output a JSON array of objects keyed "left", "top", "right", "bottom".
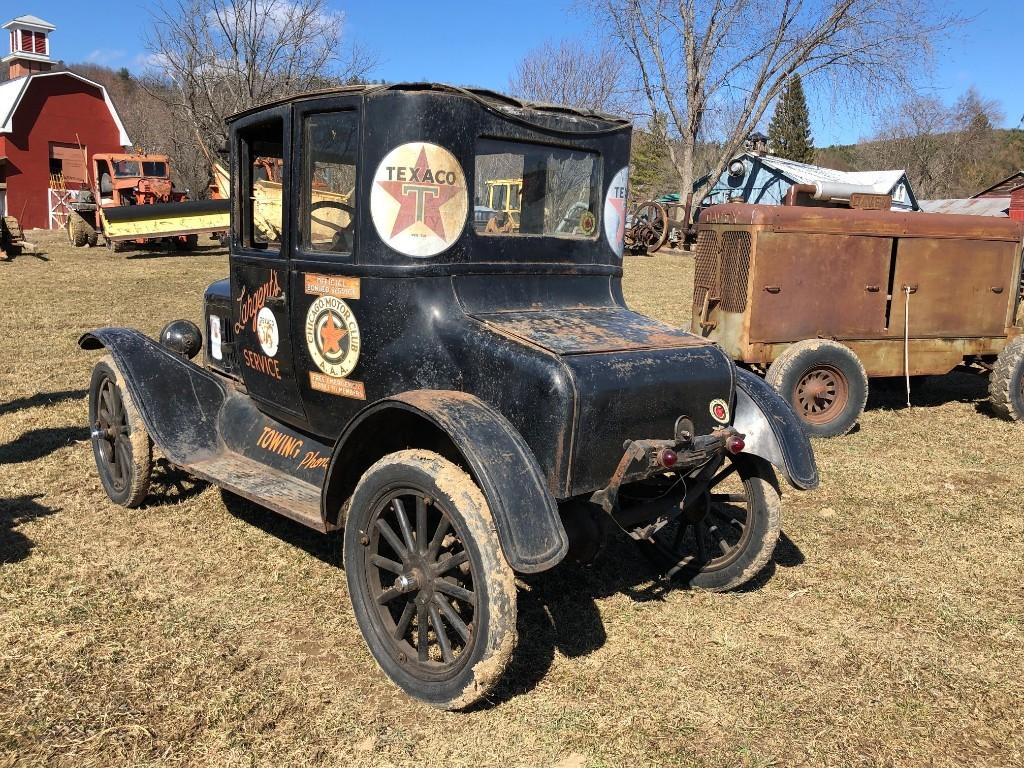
[
  {"left": 240, "top": 117, "right": 285, "bottom": 250},
  {"left": 303, "top": 111, "right": 358, "bottom": 254}
]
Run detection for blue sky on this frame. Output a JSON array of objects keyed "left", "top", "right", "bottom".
[{"left": 21, "top": 0, "right": 1024, "bottom": 146}]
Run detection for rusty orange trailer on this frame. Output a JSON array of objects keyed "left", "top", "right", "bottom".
[{"left": 691, "top": 203, "right": 1024, "bottom": 436}]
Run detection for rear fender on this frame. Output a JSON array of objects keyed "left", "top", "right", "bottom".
[
  {"left": 732, "top": 368, "right": 819, "bottom": 490},
  {"left": 324, "top": 390, "right": 568, "bottom": 574},
  {"left": 79, "top": 327, "right": 226, "bottom": 464}
]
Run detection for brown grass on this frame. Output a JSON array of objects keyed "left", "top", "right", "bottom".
[{"left": 1, "top": 235, "right": 1022, "bottom": 767}]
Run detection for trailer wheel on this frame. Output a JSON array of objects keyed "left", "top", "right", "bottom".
[
  {"left": 88, "top": 356, "right": 153, "bottom": 508},
  {"left": 67, "top": 211, "right": 92, "bottom": 247},
  {"left": 766, "top": 339, "right": 868, "bottom": 438},
  {"left": 174, "top": 234, "right": 199, "bottom": 251},
  {"left": 989, "top": 336, "right": 1024, "bottom": 421},
  {"left": 643, "top": 454, "right": 781, "bottom": 592},
  {"left": 344, "top": 449, "right": 517, "bottom": 710}
]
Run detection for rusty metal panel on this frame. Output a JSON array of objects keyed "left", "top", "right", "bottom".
[
  {"left": 887, "top": 238, "right": 1015, "bottom": 338},
  {"left": 747, "top": 232, "right": 891, "bottom": 342}
]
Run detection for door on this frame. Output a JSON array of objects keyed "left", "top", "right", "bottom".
[
  {"left": 288, "top": 102, "right": 366, "bottom": 433},
  {"left": 230, "top": 108, "right": 307, "bottom": 418}
]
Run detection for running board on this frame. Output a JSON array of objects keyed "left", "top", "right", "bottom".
[{"left": 187, "top": 452, "right": 329, "bottom": 532}]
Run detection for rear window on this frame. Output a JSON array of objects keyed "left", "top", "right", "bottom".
[{"left": 474, "top": 139, "right": 600, "bottom": 239}]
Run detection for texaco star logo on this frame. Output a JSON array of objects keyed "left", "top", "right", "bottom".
[
  {"left": 604, "top": 166, "right": 629, "bottom": 258},
  {"left": 370, "top": 142, "right": 468, "bottom": 258},
  {"left": 305, "top": 295, "right": 361, "bottom": 378}
]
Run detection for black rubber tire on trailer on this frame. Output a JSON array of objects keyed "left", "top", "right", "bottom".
[
  {"left": 344, "top": 449, "right": 517, "bottom": 710},
  {"left": 67, "top": 211, "right": 91, "bottom": 247},
  {"left": 86, "top": 228, "right": 99, "bottom": 248},
  {"left": 766, "top": 339, "right": 869, "bottom": 438},
  {"left": 88, "top": 356, "right": 153, "bottom": 508},
  {"left": 989, "top": 336, "right": 1024, "bottom": 421},
  {"left": 643, "top": 454, "right": 781, "bottom": 592}
]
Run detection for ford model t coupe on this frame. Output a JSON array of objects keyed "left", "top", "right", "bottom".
[{"left": 81, "top": 84, "right": 817, "bottom": 708}]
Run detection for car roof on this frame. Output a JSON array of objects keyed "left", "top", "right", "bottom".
[{"left": 225, "top": 82, "right": 630, "bottom": 128}]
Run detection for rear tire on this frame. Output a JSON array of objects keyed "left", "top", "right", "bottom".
[
  {"left": 766, "top": 339, "right": 868, "bottom": 438},
  {"left": 989, "top": 336, "right": 1024, "bottom": 421},
  {"left": 88, "top": 356, "right": 153, "bottom": 507},
  {"left": 344, "top": 449, "right": 517, "bottom": 709},
  {"left": 67, "top": 211, "right": 93, "bottom": 247}
]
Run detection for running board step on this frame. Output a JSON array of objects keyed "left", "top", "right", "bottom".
[{"left": 187, "top": 451, "right": 329, "bottom": 532}]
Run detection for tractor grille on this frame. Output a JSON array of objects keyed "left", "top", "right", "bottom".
[
  {"left": 692, "top": 230, "right": 719, "bottom": 320},
  {"left": 720, "top": 231, "right": 752, "bottom": 312}
]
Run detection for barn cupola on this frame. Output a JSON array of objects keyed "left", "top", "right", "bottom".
[{"left": 2, "top": 14, "right": 55, "bottom": 80}]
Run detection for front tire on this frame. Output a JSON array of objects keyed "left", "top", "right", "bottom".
[
  {"left": 88, "top": 356, "right": 153, "bottom": 507},
  {"left": 344, "top": 449, "right": 517, "bottom": 710},
  {"left": 766, "top": 339, "right": 868, "bottom": 438},
  {"left": 989, "top": 336, "right": 1024, "bottom": 421},
  {"left": 643, "top": 454, "right": 781, "bottom": 592}
]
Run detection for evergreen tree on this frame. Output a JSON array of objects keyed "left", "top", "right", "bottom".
[
  {"left": 629, "top": 113, "right": 671, "bottom": 201},
  {"left": 767, "top": 75, "right": 815, "bottom": 163}
]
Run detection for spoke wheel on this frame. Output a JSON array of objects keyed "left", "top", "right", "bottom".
[
  {"left": 644, "top": 455, "right": 781, "bottom": 592},
  {"left": 627, "top": 201, "right": 669, "bottom": 252},
  {"left": 88, "top": 356, "right": 152, "bottom": 507},
  {"left": 345, "top": 449, "right": 516, "bottom": 709},
  {"left": 365, "top": 491, "right": 478, "bottom": 672},
  {"left": 795, "top": 365, "right": 849, "bottom": 425}
]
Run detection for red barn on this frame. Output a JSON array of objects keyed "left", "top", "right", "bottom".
[{"left": 0, "top": 14, "right": 130, "bottom": 230}]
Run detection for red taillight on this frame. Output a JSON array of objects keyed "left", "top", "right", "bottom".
[
  {"left": 657, "top": 448, "right": 678, "bottom": 468},
  {"left": 726, "top": 436, "right": 745, "bottom": 454}
]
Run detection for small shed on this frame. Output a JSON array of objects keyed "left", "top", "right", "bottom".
[
  {"left": 0, "top": 14, "right": 130, "bottom": 230},
  {"left": 695, "top": 153, "right": 918, "bottom": 211},
  {"left": 970, "top": 171, "right": 1024, "bottom": 199}
]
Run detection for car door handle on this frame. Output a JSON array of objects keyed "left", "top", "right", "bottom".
[
  {"left": 265, "top": 293, "right": 286, "bottom": 309},
  {"left": 764, "top": 285, "right": 781, "bottom": 294},
  {"left": 992, "top": 286, "right": 1004, "bottom": 294},
  {"left": 865, "top": 285, "right": 880, "bottom": 292}
]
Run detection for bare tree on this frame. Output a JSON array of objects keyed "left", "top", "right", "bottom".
[
  {"left": 146, "top": 0, "right": 376, "bottom": 162},
  {"left": 591, "top": 0, "right": 961, "bottom": 211},
  {"left": 858, "top": 87, "right": 1004, "bottom": 199},
  {"left": 508, "top": 40, "right": 624, "bottom": 113}
]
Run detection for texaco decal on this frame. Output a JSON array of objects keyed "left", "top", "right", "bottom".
[
  {"left": 370, "top": 142, "right": 468, "bottom": 258},
  {"left": 604, "top": 166, "right": 629, "bottom": 258},
  {"left": 256, "top": 306, "right": 279, "bottom": 357}
]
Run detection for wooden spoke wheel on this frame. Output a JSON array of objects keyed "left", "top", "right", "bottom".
[
  {"left": 794, "top": 364, "right": 849, "bottom": 425},
  {"left": 345, "top": 450, "right": 516, "bottom": 709},
  {"left": 88, "top": 357, "right": 152, "bottom": 508},
  {"left": 643, "top": 455, "right": 781, "bottom": 592}
]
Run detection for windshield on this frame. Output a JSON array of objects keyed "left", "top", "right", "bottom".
[
  {"left": 142, "top": 161, "right": 167, "bottom": 177},
  {"left": 474, "top": 139, "right": 600, "bottom": 238},
  {"left": 113, "top": 160, "right": 141, "bottom": 177}
]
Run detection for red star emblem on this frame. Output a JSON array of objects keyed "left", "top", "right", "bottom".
[
  {"left": 319, "top": 312, "right": 348, "bottom": 356},
  {"left": 377, "top": 147, "right": 460, "bottom": 240}
]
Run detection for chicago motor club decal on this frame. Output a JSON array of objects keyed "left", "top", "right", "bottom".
[
  {"left": 370, "top": 142, "right": 469, "bottom": 258},
  {"left": 305, "top": 295, "right": 361, "bottom": 379},
  {"left": 604, "top": 166, "right": 629, "bottom": 258}
]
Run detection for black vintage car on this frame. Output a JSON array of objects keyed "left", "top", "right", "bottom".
[{"left": 81, "top": 83, "right": 817, "bottom": 709}]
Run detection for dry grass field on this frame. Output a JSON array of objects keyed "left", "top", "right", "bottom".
[{"left": 1, "top": 231, "right": 1022, "bottom": 767}]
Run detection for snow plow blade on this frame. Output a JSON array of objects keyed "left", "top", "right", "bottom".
[{"left": 101, "top": 199, "right": 230, "bottom": 241}]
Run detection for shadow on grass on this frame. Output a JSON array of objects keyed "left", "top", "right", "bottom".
[
  {"left": 125, "top": 243, "right": 226, "bottom": 261},
  {"left": 0, "top": 426, "right": 89, "bottom": 464},
  {"left": 220, "top": 489, "right": 341, "bottom": 566},
  {"left": 0, "top": 494, "right": 58, "bottom": 563},
  {"left": 866, "top": 371, "right": 989, "bottom": 414},
  {"left": 142, "top": 459, "right": 210, "bottom": 507},
  {"left": 0, "top": 388, "right": 88, "bottom": 418},
  {"left": 210, "top": 480, "right": 803, "bottom": 708}
]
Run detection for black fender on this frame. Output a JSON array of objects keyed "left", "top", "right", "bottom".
[
  {"left": 324, "top": 390, "right": 568, "bottom": 574},
  {"left": 732, "top": 368, "right": 819, "bottom": 490},
  {"left": 79, "top": 327, "right": 226, "bottom": 464}
]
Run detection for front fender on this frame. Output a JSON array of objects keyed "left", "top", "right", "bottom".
[
  {"left": 327, "top": 390, "right": 568, "bottom": 574},
  {"left": 732, "top": 368, "right": 819, "bottom": 490},
  {"left": 79, "top": 327, "right": 226, "bottom": 464}
]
